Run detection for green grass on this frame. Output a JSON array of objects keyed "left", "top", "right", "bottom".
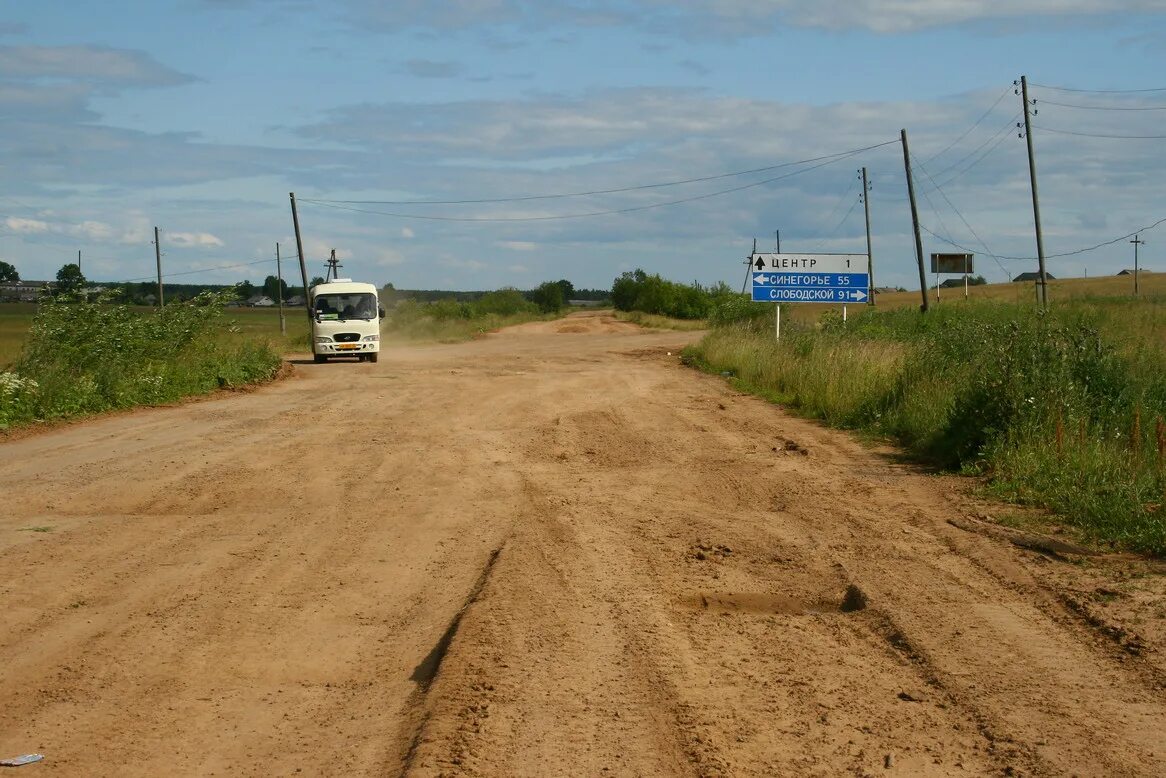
[
  {"left": 612, "top": 310, "right": 709, "bottom": 331},
  {"left": 1, "top": 291, "right": 283, "bottom": 430},
  {"left": 688, "top": 294, "right": 1166, "bottom": 555}
]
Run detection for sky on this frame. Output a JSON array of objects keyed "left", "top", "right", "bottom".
[{"left": 1, "top": 1, "right": 1165, "bottom": 293}]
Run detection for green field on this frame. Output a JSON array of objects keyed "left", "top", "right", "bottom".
[
  {"left": 0, "top": 303, "right": 312, "bottom": 369},
  {"left": 0, "top": 303, "right": 37, "bottom": 369},
  {"left": 221, "top": 305, "right": 312, "bottom": 352},
  {"left": 6, "top": 273, "right": 1160, "bottom": 365},
  {"left": 760, "top": 270, "right": 1166, "bottom": 326},
  {"left": 0, "top": 296, "right": 574, "bottom": 368}
]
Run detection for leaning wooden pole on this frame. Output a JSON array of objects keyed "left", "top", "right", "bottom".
[
  {"left": 1020, "top": 76, "right": 1049, "bottom": 309},
  {"left": 289, "top": 192, "right": 312, "bottom": 323},
  {"left": 861, "top": 166, "right": 875, "bottom": 306},
  {"left": 901, "top": 129, "right": 928, "bottom": 313},
  {"left": 154, "top": 226, "right": 164, "bottom": 308}
]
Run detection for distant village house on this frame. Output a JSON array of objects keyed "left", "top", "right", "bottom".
[
  {"left": 1012, "top": 272, "right": 1055, "bottom": 283},
  {"left": 0, "top": 280, "right": 47, "bottom": 302}
]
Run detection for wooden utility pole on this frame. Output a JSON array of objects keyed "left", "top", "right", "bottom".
[
  {"left": 325, "top": 249, "right": 342, "bottom": 281},
  {"left": 901, "top": 129, "right": 928, "bottom": 313},
  {"left": 276, "top": 242, "right": 286, "bottom": 336},
  {"left": 77, "top": 249, "right": 81, "bottom": 276},
  {"left": 741, "top": 237, "right": 756, "bottom": 294},
  {"left": 1131, "top": 234, "right": 1145, "bottom": 296},
  {"left": 861, "top": 167, "right": 874, "bottom": 305},
  {"left": 1019, "top": 76, "right": 1048, "bottom": 308},
  {"left": 289, "top": 192, "right": 311, "bottom": 322},
  {"left": 153, "top": 226, "right": 164, "bottom": 308}
]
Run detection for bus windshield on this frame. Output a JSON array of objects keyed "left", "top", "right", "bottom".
[{"left": 314, "top": 293, "right": 377, "bottom": 321}]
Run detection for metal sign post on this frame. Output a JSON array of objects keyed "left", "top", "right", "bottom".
[{"left": 930, "top": 253, "right": 975, "bottom": 303}]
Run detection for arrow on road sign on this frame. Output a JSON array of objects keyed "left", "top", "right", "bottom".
[
  {"left": 754, "top": 274, "right": 769, "bottom": 285},
  {"left": 850, "top": 289, "right": 868, "bottom": 302},
  {"left": 754, "top": 257, "right": 765, "bottom": 270}
]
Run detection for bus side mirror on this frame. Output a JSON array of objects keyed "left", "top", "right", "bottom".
[{"left": 378, "top": 307, "right": 386, "bottom": 319}]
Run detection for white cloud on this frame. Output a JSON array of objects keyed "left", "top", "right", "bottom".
[
  {"left": 374, "top": 247, "right": 406, "bottom": 266},
  {"left": 302, "top": 240, "right": 352, "bottom": 265},
  {"left": 441, "top": 256, "right": 488, "bottom": 271},
  {"left": 4, "top": 212, "right": 159, "bottom": 246},
  {"left": 0, "top": 45, "right": 194, "bottom": 86},
  {"left": 401, "top": 227, "right": 415, "bottom": 238},
  {"left": 752, "top": 0, "right": 1166, "bottom": 33},
  {"left": 67, "top": 220, "right": 116, "bottom": 241},
  {"left": 404, "top": 59, "right": 465, "bottom": 78},
  {"left": 167, "top": 231, "right": 225, "bottom": 248},
  {"left": 325, "top": 0, "right": 1166, "bottom": 36},
  {"left": 4, "top": 217, "right": 50, "bottom": 233},
  {"left": 498, "top": 240, "right": 538, "bottom": 251},
  {"left": 118, "top": 216, "right": 154, "bottom": 246}
]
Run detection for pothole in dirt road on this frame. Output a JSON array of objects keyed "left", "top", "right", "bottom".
[
  {"left": 682, "top": 584, "right": 868, "bottom": 616},
  {"left": 691, "top": 541, "right": 733, "bottom": 561},
  {"left": 773, "top": 437, "right": 809, "bottom": 456}
]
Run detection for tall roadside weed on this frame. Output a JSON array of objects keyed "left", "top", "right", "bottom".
[
  {"left": 688, "top": 296, "right": 1166, "bottom": 554},
  {"left": 1, "top": 290, "right": 281, "bottom": 429}
]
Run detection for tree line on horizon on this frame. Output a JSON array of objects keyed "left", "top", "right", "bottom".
[{"left": 0, "top": 260, "right": 610, "bottom": 310}]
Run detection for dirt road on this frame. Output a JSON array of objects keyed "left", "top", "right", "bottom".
[{"left": 2, "top": 311, "right": 1164, "bottom": 776}]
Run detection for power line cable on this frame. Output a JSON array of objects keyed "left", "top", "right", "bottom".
[
  {"left": 300, "top": 139, "right": 900, "bottom": 209},
  {"left": 921, "top": 85, "right": 1013, "bottom": 166},
  {"left": 1034, "top": 97, "right": 1166, "bottom": 111},
  {"left": 926, "top": 216, "right": 1166, "bottom": 263},
  {"left": 916, "top": 181, "right": 960, "bottom": 263},
  {"left": 919, "top": 224, "right": 982, "bottom": 257},
  {"left": 1033, "top": 216, "right": 1166, "bottom": 260},
  {"left": 809, "top": 198, "right": 861, "bottom": 252},
  {"left": 1028, "top": 82, "right": 1166, "bottom": 94},
  {"left": 915, "top": 161, "right": 1010, "bottom": 278},
  {"left": 880, "top": 113, "right": 1019, "bottom": 203},
  {"left": 923, "top": 112, "right": 1021, "bottom": 184},
  {"left": 807, "top": 176, "right": 860, "bottom": 249},
  {"left": 1035, "top": 125, "right": 1166, "bottom": 140},
  {"left": 307, "top": 163, "right": 781, "bottom": 205},
  {"left": 923, "top": 119, "right": 1018, "bottom": 194},
  {"left": 299, "top": 139, "right": 899, "bottom": 223},
  {"left": 116, "top": 258, "right": 278, "bottom": 284}
]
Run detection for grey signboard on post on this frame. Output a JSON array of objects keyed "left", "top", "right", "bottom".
[{"left": 930, "top": 253, "right": 974, "bottom": 274}]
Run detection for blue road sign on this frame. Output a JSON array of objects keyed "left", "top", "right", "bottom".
[
  {"left": 751, "top": 271, "right": 869, "bottom": 303},
  {"left": 749, "top": 253, "right": 870, "bottom": 304}
]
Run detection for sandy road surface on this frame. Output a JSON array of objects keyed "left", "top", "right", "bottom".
[{"left": 2, "top": 311, "right": 1165, "bottom": 777}]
